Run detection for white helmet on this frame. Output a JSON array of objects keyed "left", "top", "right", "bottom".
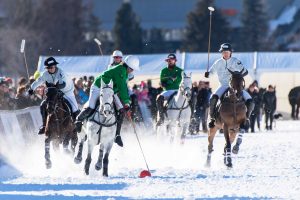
[
  {"left": 112, "top": 50, "right": 123, "bottom": 57},
  {"left": 124, "top": 55, "right": 140, "bottom": 71}
]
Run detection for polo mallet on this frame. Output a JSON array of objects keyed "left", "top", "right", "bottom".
[
  {"left": 206, "top": 6, "right": 215, "bottom": 73},
  {"left": 20, "top": 39, "right": 30, "bottom": 80},
  {"left": 127, "top": 114, "right": 151, "bottom": 178},
  {"left": 94, "top": 38, "right": 103, "bottom": 56}
]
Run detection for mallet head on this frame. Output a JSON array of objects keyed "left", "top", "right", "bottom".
[{"left": 208, "top": 7, "right": 215, "bottom": 12}]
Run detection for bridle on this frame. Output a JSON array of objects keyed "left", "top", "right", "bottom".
[{"left": 90, "top": 84, "right": 117, "bottom": 127}]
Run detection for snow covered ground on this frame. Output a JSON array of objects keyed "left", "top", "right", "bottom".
[{"left": 0, "top": 120, "right": 300, "bottom": 199}]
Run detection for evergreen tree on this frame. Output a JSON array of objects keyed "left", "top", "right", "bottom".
[
  {"left": 0, "top": 0, "right": 39, "bottom": 76},
  {"left": 183, "top": 0, "right": 231, "bottom": 52},
  {"left": 113, "top": 2, "right": 143, "bottom": 54},
  {"left": 240, "top": 0, "right": 269, "bottom": 51},
  {"left": 32, "top": 0, "right": 86, "bottom": 55}
]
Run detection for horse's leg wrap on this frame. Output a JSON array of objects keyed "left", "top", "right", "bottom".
[
  {"left": 84, "top": 155, "right": 92, "bottom": 175},
  {"left": 115, "top": 111, "right": 124, "bottom": 147},
  {"left": 232, "top": 129, "right": 244, "bottom": 154},
  {"left": 156, "top": 95, "right": 165, "bottom": 126},
  {"left": 224, "top": 148, "right": 232, "bottom": 167},
  {"left": 103, "top": 153, "right": 109, "bottom": 177},
  {"left": 95, "top": 149, "right": 104, "bottom": 171},
  {"left": 208, "top": 95, "right": 218, "bottom": 128},
  {"left": 45, "top": 138, "right": 52, "bottom": 169},
  {"left": 74, "top": 141, "right": 84, "bottom": 164},
  {"left": 38, "top": 101, "right": 47, "bottom": 135}
]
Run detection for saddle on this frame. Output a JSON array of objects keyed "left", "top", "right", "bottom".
[{"left": 163, "top": 91, "right": 178, "bottom": 110}]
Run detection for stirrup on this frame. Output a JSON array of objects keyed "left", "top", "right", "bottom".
[
  {"left": 38, "top": 126, "right": 45, "bottom": 135},
  {"left": 75, "top": 121, "right": 83, "bottom": 133},
  {"left": 114, "top": 135, "right": 123, "bottom": 147}
]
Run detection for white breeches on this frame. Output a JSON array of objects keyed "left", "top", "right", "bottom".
[
  {"left": 213, "top": 85, "right": 252, "bottom": 101},
  {"left": 160, "top": 90, "right": 178, "bottom": 100},
  {"left": 64, "top": 91, "right": 79, "bottom": 112}
]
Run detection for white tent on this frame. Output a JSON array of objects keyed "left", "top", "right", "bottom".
[{"left": 38, "top": 52, "right": 300, "bottom": 77}]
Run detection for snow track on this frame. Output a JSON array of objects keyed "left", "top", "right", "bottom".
[{"left": 0, "top": 120, "right": 300, "bottom": 199}]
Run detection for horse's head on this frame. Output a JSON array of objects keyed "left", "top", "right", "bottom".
[
  {"left": 99, "top": 79, "right": 114, "bottom": 118},
  {"left": 45, "top": 82, "right": 62, "bottom": 114},
  {"left": 228, "top": 69, "right": 246, "bottom": 96},
  {"left": 179, "top": 72, "right": 192, "bottom": 100}
]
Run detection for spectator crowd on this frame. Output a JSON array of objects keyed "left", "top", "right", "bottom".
[{"left": 0, "top": 74, "right": 277, "bottom": 132}]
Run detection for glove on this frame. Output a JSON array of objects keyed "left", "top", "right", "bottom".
[
  {"left": 28, "top": 89, "right": 34, "bottom": 95},
  {"left": 204, "top": 72, "right": 209, "bottom": 78},
  {"left": 124, "top": 104, "right": 130, "bottom": 111},
  {"left": 124, "top": 104, "right": 131, "bottom": 118}
]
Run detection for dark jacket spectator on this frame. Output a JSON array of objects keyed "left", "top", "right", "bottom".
[{"left": 263, "top": 85, "right": 277, "bottom": 130}]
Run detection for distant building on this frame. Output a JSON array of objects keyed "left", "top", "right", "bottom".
[{"left": 90, "top": 0, "right": 297, "bottom": 44}]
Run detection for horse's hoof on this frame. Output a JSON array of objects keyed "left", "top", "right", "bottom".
[
  {"left": 226, "top": 163, "right": 233, "bottom": 168},
  {"left": 84, "top": 166, "right": 89, "bottom": 175},
  {"left": 95, "top": 164, "right": 102, "bottom": 171},
  {"left": 74, "top": 156, "right": 82, "bottom": 164},
  {"left": 103, "top": 168, "right": 108, "bottom": 177},
  {"left": 232, "top": 145, "right": 239, "bottom": 154},
  {"left": 224, "top": 157, "right": 232, "bottom": 168}
]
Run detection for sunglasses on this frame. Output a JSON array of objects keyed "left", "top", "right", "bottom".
[
  {"left": 113, "top": 56, "right": 122, "bottom": 59},
  {"left": 46, "top": 65, "right": 55, "bottom": 69}
]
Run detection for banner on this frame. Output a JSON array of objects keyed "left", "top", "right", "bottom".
[{"left": 0, "top": 106, "right": 42, "bottom": 139}]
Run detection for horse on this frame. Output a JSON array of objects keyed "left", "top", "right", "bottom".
[
  {"left": 206, "top": 69, "right": 247, "bottom": 168},
  {"left": 44, "top": 82, "right": 77, "bottom": 169},
  {"left": 288, "top": 86, "right": 300, "bottom": 119},
  {"left": 76, "top": 79, "right": 117, "bottom": 176},
  {"left": 157, "top": 72, "right": 192, "bottom": 143}
]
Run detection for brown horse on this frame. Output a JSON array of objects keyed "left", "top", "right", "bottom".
[
  {"left": 44, "top": 82, "right": 77, "bottom": 169},
  {"left": 207, "top": 70, "right": 247, "bottom": 168},
  {"left": 288, "top": 86, "right": 300, "bottom": 119}
]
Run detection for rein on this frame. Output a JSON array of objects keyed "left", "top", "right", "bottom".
[{"left": 90, "top": 85, "right": 117, "bottom": 127}]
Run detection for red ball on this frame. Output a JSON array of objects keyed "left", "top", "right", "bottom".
[{"left": 139, "top": 170, "right": 151, "bottom": 178}]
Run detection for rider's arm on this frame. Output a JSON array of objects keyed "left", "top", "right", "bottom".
[
  {"left": 208, "top": 59, "right": 219, "bottom": 75},
  {"left": 116, "top": 69, "right": 131, "bottom": 105},
  {"left": 30, "top": 72, "right": 46, "bottom": 90},
  {"left": 160, "top": 69, "right": 169, "bottom": 88},
  {"left": 173, "top": 68, "right": 183, "bottom": 86}
]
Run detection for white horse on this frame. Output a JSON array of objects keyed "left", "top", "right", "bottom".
[
  {"left": 157, "top": 72, "right": 192, "bottom": 142},
  {"left": 75, "top": 79, "right": 117, "bottom": 176}
]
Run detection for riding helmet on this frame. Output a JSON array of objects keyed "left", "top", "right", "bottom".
[
  {"left": 44, "top": 57, "right": 59, "bottom": 68},
  {"left": 219, "top": 43, "right": 233, "bottom": 52}
]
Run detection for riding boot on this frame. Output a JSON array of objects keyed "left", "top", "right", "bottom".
[
  {"left": 72, "top": 110, "right": 81, "bottom": 122},
  {"left": 115, "top": 110, "right": 124, "bottom": 147},
  {"left": 208, "top": 95, "right": 219, "bottom": 128},
  {"left": 245, "top": 99, "right": 255, "bottom": 128},
  {"left": 156, "top": 95, "right": 165, "bottom": 126},
  {"left": 38, "top": 100, "right": 47, "bottom": 135},
  {"left": 75, "top": 107, "right": 94, "bottom": 133}
]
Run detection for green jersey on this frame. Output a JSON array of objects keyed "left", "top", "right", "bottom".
[
  {"left": 160, "top": 66, "right": 183, "bottom": 90},
  {"left": 94, "top": 64, "right": 130, "bottom": 104}
]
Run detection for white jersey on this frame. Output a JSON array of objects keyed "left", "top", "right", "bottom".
[
  {"left": 30, "top": 67, "right": 74, "bottom": 93},
  {"left": 209, "top": 57, "right": 247, "bottom": 86}
]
